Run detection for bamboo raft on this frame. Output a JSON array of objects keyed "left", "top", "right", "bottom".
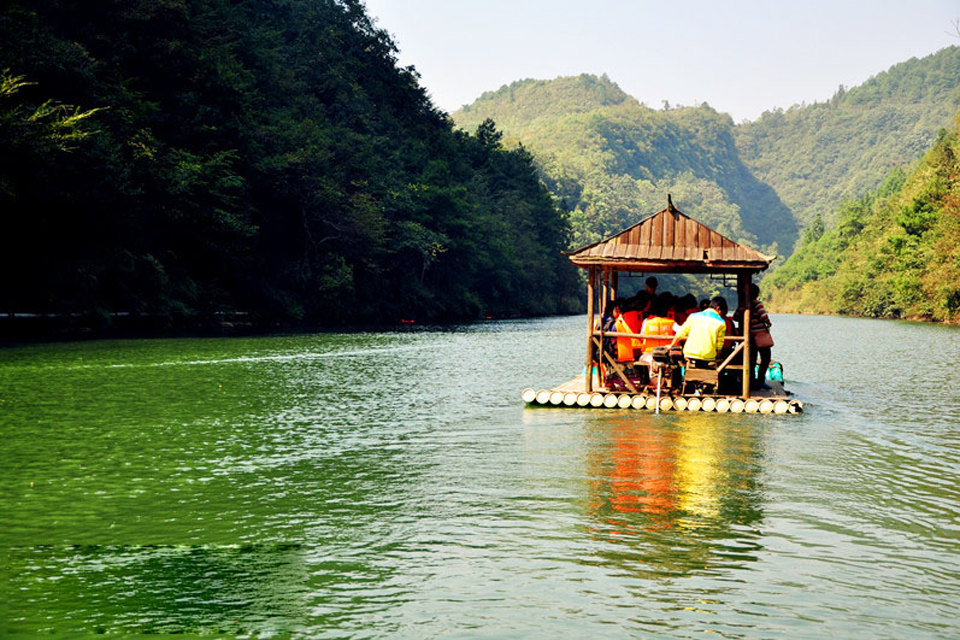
[
  {"left": 522, "top": 197, "right": 805, "bottom": 416},
  {"left": 522, "top": 375, "right": 803, "bottom": 414}
]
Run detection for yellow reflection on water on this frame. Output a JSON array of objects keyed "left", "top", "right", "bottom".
[
  {"left": 674, "top": 415, "right": 725, "bottom": 528},
  {"left": 584, "top": 411, "right": 765, "bottom": 578}
]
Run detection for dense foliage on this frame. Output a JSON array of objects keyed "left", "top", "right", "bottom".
[
  {"left": 735, "top": 47, "right": 960, "bottom": 229},
  {"left": 764, "top": 116, "right": 960, "bottom": 324},
  {"left": 0, "top": 0, "right": 580, "bottom": 329},
  {"left": 454, "top": 74, "right": 798, "bottom": 257}
]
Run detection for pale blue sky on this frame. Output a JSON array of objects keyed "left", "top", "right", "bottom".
[{"left": 363, "top": 0, "right": 959, "bottom": 122}]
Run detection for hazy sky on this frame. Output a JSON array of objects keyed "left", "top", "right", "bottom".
[{"left": 363, "top": 0, "right": 959, "bottom": 122}]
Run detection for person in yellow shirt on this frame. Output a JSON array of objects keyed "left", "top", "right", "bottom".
[{"left": 667, "top": 297, "right": 727, "bottom": 365}]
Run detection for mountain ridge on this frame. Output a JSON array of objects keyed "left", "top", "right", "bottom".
[{"left": 454, "top": 47, "right": 960, "bottom": 266}]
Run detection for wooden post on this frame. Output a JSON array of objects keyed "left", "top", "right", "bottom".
[
  {"left": 585, "top": 266, "right": 596, "bottom": 393},
  {"left": 736, "top": 271, "right": 753, "bottom": 399},
  {"left": 742, "top": 306, "right": 752, "bottom": 399},
  {"left": 601, "top": 267, "right": 611, "bottom": 316}
]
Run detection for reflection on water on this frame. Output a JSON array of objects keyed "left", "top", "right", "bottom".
[
  {"left": 2, "top": 315, "right": 960, "bottom": 637},
  {"left": 586, "top": 412, "right": 764, "bottom": 580}
]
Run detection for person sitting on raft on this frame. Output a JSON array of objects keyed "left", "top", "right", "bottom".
[
  {"left": 639, "top": 302, "right": 675, "bottom": 354},
  {"left": 667, "top": 296, "right": 728, "bottom": 368}
]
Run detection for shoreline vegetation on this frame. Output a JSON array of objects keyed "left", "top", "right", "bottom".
[
  {"left": 764, "top": 118, "right": 960, "bottom": 325},
  {"left": 3, "top": 1, "right": 960, "bottom": 341},
  {"left": 0, "top": 1, "right": 581, "bottom": 333}
]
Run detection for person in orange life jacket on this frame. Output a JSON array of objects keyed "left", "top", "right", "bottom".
[
  {"left": 668, "top": 297, "right": 728, "bottom": 366},
  {"left": 607, "top": 300, "right": 643, "bottom": 363},
  {"left": 625, "top": 290, "right": 653, "bottom": 320},
  {"left": 639, "top": 301, "right": 675, "bottom": 353},
  {"left": 735, "top": 284, "right": 774, "bottom": 390},
  {"left": 619, "top": 306, "right": 643, "bottom": 360}
]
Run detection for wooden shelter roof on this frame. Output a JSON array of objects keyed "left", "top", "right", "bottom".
[{"left": 566, "top": 199, "right": 775, "bottom": 273}]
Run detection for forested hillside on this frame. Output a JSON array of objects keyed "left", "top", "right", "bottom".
[
  {"left": 456, "top": 50, "right": 960, "bottom": 266},
  {"left": 735, "top": 46, "right": 960, "bottom": 228},
  {"left": 764, "top": 112, "right": 960, "bottom": 324},
  {"left": 454, "top": 75, "right": 798, "bottom": 257},
  {"left": 0, "top": 0, "right": 580, "bottom": 331}
]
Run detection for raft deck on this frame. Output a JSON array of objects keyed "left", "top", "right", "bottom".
[{"left": 522, "top": 375, "right": 803, "bottom": 414}]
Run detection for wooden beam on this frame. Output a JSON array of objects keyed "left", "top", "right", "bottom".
[{"left": 593, "top": 336, "right": 639, "bottom": 394}]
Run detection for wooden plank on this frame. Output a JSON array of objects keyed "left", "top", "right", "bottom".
[
  {"left": 640, "top": 218, "right": 652, "bottom": 246},
  {"left": 709, "top": 229, "right": 723, "bottom": 250},
  {"left": 600, "top": 349, "right": 639, "bottom": 394},
  {"left": 688, "top": 217, "right": 700, "bottom": 248},
  {"left": 651, "top": 213, "right": 663, "bottom": 249},
  {"left": 664, "top": 210, "right": 676, "bottom": 247}
]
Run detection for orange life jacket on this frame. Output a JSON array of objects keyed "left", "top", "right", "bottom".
[
  {"left": 614, "top": 314, "right": 635, "bottom": 362},
  {"left": 641, "top": 316, "right": 675, "bottom": 352},
  {"left": 621, "top": 310, "right": 642, "bottom": 349}
]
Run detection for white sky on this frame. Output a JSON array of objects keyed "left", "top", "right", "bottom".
[{"left": 363, "top": 0, "right": 960, "bottom": 122}]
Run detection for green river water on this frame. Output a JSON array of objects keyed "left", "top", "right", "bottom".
[{"left": 1, "top": 314, "right": 959, "bottom": 638}]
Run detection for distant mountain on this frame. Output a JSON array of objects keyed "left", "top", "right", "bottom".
[
  {"left": 455, "top": 48, "right": 960, "bottom": 263},
  {"left": 455, "top": 74, "right": 798, "bottom": 256},
  {"left": 735, "top": 46, "right": 960, "bottom": 229},
  {"left": 763, "top": 109, "right": 960, "bottom": 324}
]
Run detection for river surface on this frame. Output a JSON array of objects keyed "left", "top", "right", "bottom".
[{"left": 1, "top": 314, "right": 959, "bottom": 638}]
